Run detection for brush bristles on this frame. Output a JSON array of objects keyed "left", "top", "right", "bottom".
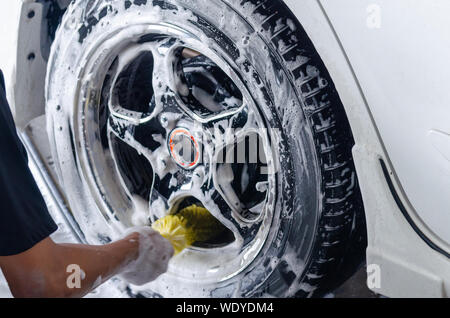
[{"left": 152, "top": 205, "right": 225, "bottom": 255}]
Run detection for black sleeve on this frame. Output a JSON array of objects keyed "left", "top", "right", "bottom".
[{"left": 0, "top": 70, "right": 58, "bottom": 256}]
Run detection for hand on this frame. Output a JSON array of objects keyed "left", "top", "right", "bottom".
[{"left": 119, "top": 226, "right": 174, "bottom": 286}]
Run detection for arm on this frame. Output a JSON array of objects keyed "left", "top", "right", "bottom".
[
  {"left": 0, "top": 71, "right": 173, "bottom": 297},
  {"left": 0, "top": 228, "right": 173, "bottom": 298},
  {"left": 0, "top": 71, "right": 172, "bottom": 297}
]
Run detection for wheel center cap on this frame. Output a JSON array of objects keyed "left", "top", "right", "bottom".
[{"left": 169, "top": 128, "right": 200, "bottom": 168}]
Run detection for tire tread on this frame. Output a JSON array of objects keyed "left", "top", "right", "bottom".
[{"left": 238, "top": 0, "right": 367, "bottom": 297}]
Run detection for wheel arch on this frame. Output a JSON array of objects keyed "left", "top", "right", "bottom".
[
  {"left": 10, "top": 0, "right": 68, "bottom": 128},
  {"left": 283, "top": 0, "right": 450, "bottom": 297}
]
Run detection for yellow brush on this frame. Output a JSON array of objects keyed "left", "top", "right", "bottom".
[{"left": 152, "top": 204, "right": 225, "bottom": 255}]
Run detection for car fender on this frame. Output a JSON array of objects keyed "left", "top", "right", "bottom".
[{"left": 284, "top": 0, "right": 450, "bottom": 297}]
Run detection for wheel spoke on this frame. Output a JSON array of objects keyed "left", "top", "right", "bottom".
[
  {"left": 201, "top": 109, "right": 272, "bottom": 235},
  {"left": 150, "top": 37, "right": 189, "bottom": 117},
  {"left": 199, "top": 177, "right": 262, "bottom": 248},
  {"left": 107, "top": 37, "right": 186, "bottom": 125},
  {"left": 103, "top": 35, "right": 270, "bottom": 250},
  {"left": 178, "top": 53, "right": 246, "bottom": 123},
  {"left": 108, "top": 114, "right": 198, "bottom": 222},
  {"left": 108, "top": 44, "right": 156, "bottom": 124}
]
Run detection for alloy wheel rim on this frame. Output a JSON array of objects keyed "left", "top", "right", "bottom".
[{"left": 75, "top": 23, "right": 279, "bottom": 283}]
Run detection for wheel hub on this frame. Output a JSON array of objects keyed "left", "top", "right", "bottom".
[{"left": 168, "top": 128, "right": 200, "bottom": 169}]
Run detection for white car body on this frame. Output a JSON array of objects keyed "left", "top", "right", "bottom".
[{"left": 0, "top": 0, "right": 449, "bottom": 297}]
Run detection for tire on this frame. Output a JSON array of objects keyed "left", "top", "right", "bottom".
[{"left": 46, "top": 0, "right": 366, "bottom": 297}]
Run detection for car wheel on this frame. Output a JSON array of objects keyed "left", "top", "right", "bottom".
[{"left": 46, "top": 0, "right": 366, "bottom": 297}]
